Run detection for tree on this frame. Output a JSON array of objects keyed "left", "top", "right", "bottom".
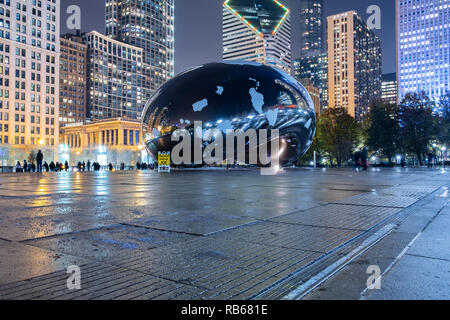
[
  {"left": 28, "top": 151, "right": 36, "bottom": 163},
  {"left": 398, "top": 92, "right": 438, "bottom": 165},
  {"left": 366, "top": 100, "right": 399, "bottom": 162},
  {"left": 317, "top": 108, "right": 360, "bottom": 167},
  {"left": 438, "top": 92, "right": 450, "bottom": 146}
]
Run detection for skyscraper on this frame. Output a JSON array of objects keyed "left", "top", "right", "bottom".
[
  {"left": 105, "top": 0, "right": 175, "bottom": 93},
  {"left": 396, "top": 0, "right": 450, "bottom": 105},
  {"left": 222, "top": 0, "right": 292, "bottom": 74},
  {"left": 83, "top": 31, "right": 145, "bottom": 121},
  {"left": 299, "top": 0, "right": 324, "bottom": 57},
  {"left": 0, "top": 0, "right": 60, "bottom": 162},
  {"left": 382, "top": 73, "right": 398, "bottom": 105},
  {"left": 327, "top": 11, "right": 382, "bottom": 121},
  {"left": 59, "top": 34, "right": 87, "bottom": 125},
  {"left": 293, "top": 53, "right": 328, "bottom": 110}
]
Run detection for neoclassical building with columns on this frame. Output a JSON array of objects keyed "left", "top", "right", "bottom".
[{"left": 60, "top": 118, "right": 151, "bottom": 166}]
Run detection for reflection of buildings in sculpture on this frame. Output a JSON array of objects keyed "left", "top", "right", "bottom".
[
  {"left": 327, "top": 11, "right": 382, "bottom": 121},
  {"left": 60, "top": 118, "right": 148, "bottom": 166},
  {"left": 299, "top": 79, "right": 321, "bottom": 117},
  {"left": 59, "top": 34, "right": 87, "bottom": 126},
  {"left": 382, "top": 73, "right": 398, "bottom": 105},
  {"left": 293, "top": 53, "right": 328, "bottom": 110},
  {"left": 222, "top": 0, "right": 292, "bottom": 74}
]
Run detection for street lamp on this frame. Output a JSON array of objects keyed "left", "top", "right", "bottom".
[{"left": 38, "top": 139, "right": 45, "bottom": 146}]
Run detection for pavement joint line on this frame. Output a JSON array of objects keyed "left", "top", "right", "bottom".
[
  {"left": 359, "top": 231, "right": 422, "bottom": 300},
  {"left": 118, "top": 222, "right": 208, "bottom": 237},
  {"left": 266, "top": 221, "right": 368, "bottom": 233},
  {"left": 404, "top": 253, "right": 450, "bottom": 263},
  {"left": 328, "top": 202, "right": 412, "bottom": 209},
  {"left": 359, "top": 200, "right": 447, "bottom": 300},
  {"left": 282, "top": 223, "right": 397, "bottom": 300},
  {"left": 19, "top": 224, "right": 123, "bottom": 243}
]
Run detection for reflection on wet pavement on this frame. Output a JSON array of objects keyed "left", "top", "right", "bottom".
[{"left": 0, "top": 168, "right": 447, "bottom": 299}]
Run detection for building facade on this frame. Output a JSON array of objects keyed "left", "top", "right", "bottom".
[
  {"left": 0, "top": 0, "right": 60, "bottom": 165},
  {"left": 382, "top": 73, "right": 398, "bottom": 105},
  {"left": 327, "top": 11, "right": 382, "bottom": 121},
  {"left": 83, "top": 31, "right": 147, "bottom": 121},
  {"left": 60, "top": 118, "right": 149, "bottom": 166},
  {"left": 59, "top": 33, "right": 86, "bottom": 126},
  {"left": 223, "top": 0, "right": 292, "bottom": 74},
  {"left": 299, "top": 0, "right": 324, "bottom": 58},
  {"left": 396, "top": 0, "right": 450, "bottom": 106},
  {"left": 105, "top": 0, "right": 175, "bottom": 95},
  {"left": 299, "top": 79, "right": 320, "bottom": 116},
  {"left": 293, "top": 52, "right": 328, "bottom": 110}
]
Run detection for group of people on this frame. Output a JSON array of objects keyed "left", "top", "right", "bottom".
[
  {"left": 13, "top": 150, "right": 159, "bottom": 173},
  {"left": 353, "top": 148, "right": 369, "bottom": 170},
  {"left": 136, "top": 162, "right": 155, "bottom": 170}
]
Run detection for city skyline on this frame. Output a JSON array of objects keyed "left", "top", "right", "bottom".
[{"left": 60, "top": 0, "right": 396, "bottom": 75}]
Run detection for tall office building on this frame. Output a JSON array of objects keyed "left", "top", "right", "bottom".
[
  {"left": 327, "top": 11, "right": 382, "bottom": 121},
  {"left": 105, "top": 0, "right": 175, "bottom": 94},
  {"left": 293, "top": 52, "right": 328, "bottom": 110},
  {"left": 83, "top": 31, "right": 145, "bottom": 121},
  {"left": 299, "top": 0, "right": 324, "bottom": 57},
  {"left": 382, "top": 73, "right": 398, "bottom": 105},
  {"left": 396, "top": 0, "right": 450, "bottom": 106},
  {"left": 59, "top": 33, "right": 87, "bottom": 126},
  {"left": 223, "top": 0, "right": 292, "bottom": 74},
  {"left": 0, "top": 0, "right": 60, "bottom": 163}
]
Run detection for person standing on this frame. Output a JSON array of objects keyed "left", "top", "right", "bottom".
[
  {"left": 427, "top": 153, "right": 433, "bottom": 168},
  {"left": 87, "top": 160, "right": 91, "bottom": 172},
  {"left": 36, "top": 150, "right": 43, "bottom": 173},
  {"left": 64, "top": 161, "right": 69, "bottom": 172},
  {"left": 23, "top": 160, "right": 28, "bottom": 173}
]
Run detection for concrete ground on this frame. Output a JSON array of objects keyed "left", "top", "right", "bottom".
[{"left": 0, "top": 168, "right": 448, "bottom": 300}]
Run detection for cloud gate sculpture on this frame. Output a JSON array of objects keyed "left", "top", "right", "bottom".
[{"left": 142, "top": 61, "right": 316, "bottom": 166}]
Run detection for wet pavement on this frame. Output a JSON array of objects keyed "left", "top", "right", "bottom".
[{"left": 0, "top": 168, "right": 448, "bottom": 300}]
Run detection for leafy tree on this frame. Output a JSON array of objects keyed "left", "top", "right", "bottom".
[
  {"left": 298, "top": 135, "right": 325, "bottom": 166},
  {"left": 317, "top": 108, "right": 360, "bottom": 167},
  {"left": 438, "top": 92, "right": 450, "bottom": 146},
  {"left": 28, "top": 151, "right": 36, "bottom": 163},
  {"left": 366, "top": 100, "right": 399, "bottom": 162},
  {"left": 398, "top": 92, "right": 438, "bottom": 164}
]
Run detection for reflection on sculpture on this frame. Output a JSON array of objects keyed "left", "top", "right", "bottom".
[{"left": 142, "top": 61, "right": 316, "bottom": 166}]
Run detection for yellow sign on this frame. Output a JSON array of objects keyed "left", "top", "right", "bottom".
[{"left": 158, "top": 152, "right": 171, "bottom": 173}]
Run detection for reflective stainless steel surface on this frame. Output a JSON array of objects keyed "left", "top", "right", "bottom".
[{"left": 142, "top": 62, "right": 316, "bottom": 165}]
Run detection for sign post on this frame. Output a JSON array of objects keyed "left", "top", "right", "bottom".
[{"left": 158, "top": 151, "right": 171, "bottom": 173}]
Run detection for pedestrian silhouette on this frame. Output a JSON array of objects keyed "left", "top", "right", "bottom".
[{"left": 36, "top": 150, "right": 43, "bottom": 172}]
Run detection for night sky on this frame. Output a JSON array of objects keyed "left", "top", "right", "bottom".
[{"left": 61, "top": 0, "right": 396, "bottom": 74}]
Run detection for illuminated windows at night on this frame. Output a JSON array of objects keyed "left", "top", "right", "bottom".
[
  {"left": 223, "top": 0, "right": 292, "bottom": 74},
  {"left": 397, "top": 0, "right": 450, "bottom": 106}
]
